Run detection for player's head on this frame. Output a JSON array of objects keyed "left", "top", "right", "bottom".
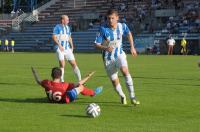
[
  {"left": 60, "top": 15, "right": 69, "bottom": 25},
  {"left": 51, "top": 67, "right": 62, "bottom": 79},
  {"left": 169, "top": 34, "right": 172, "bottom": 39},
  {"left": 106, "top": 9, "right": 119, "bottom": 27}
]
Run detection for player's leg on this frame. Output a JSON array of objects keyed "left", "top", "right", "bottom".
[
  {"left": 12, "top": 46, "right": 14, "bottom": 53},
  {"left": 69, "top": 60, "right": 81, "bottom": 81},
  {"left": 66, "top": 51, "right": 81, "bottom": 81},
  {"left": 81, "top": 85, "right": 103, "bottom": 96},
  {"left": 119, "top": 53, "right": 140, "bottom": 105},
  {"left": 56, "top": 49, "right": 65, "bottom": 82},
  {"left": 105, "top": 60, "right": 126, "bottom": 104},
  {"left": 65, "top": 85, "right": 102, "bottom": 103},
  {"left": 169, "top": 45, "right": 173, "bottom": 55},
  {"left": 171, "top": 45, "right": 174, "bottom": 55},
  {"left": 65, "top": 85, "right": 84, "bottom": 103},
  {"left": 59, "top": 60, "right": 65, "bottom": 82},
  {"left": 168, "top": 45, "right": 170, "bottom": 55}
]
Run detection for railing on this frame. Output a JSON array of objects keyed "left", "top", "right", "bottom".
[
  {"left": 11, "top": 13, "right": 28, "bottom": 31},
  {"left": 23, "top": 11, "right": 39, "bottom": 23},
  {"left": 37, "top": 0, "right": 60, "bottom": 13}
]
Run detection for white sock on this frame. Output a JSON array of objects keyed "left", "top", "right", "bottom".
[
  {"left": 61, "top": 67, "right": 64, "bottom": 82},
  {"left": 115, "top": 83, "right": 126, "bottom": 98},
  {"left": 73, "top": 66, "right": 81, "bottom": 81},
  {"left": 125, "top": 74, "right": 135, "bottom": 99}
]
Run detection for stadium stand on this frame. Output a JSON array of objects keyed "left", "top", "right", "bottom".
[{"left": 0, "top": 0, "right": 199, "bottom": 54}]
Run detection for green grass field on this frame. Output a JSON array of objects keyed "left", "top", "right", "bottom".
[{"left": 0, "top": 52, "right": 200, "bottom": 132}]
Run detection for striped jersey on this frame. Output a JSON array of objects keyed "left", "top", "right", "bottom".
[
  {"left": 95, "top": 22, "right": 130, "bottom": 61},
  {"left": 53, "top": 24, "right": 71, "bottom": 50}
]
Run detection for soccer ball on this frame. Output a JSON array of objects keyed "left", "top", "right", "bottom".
[{"left": 86, "top": 103, "right": 101, "bottom": 118}]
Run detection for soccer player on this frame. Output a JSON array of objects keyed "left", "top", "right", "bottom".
[
  {"left": 31, "top": 67, "right": 103, "bottom": 104},
  {"left": 94, "top": 9, "right": 140, "bottom": 105},
  {"left": 52, "top": 15, "right": 81, "bottom": 82}
]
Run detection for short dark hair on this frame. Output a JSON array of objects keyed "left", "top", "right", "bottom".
[
  {"left": 106, "top": 9, "right": 118, "bottom": 16},
  {"left": 51, "top": 67, "right": 62, "bottom": 79}
]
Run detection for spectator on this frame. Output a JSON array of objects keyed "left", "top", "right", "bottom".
[
  {"left": 89, "top": 22, "right": 93, "bottom": 29},
  {"left": 4, "top": 39, "right": 9, "bottom": 52},
  {"left": 181, "top": 37, "right": 187, "bottom": 55},
  {"left": 28, "top": 0, "right": 37, "bottom": 12},
  {"left": 11, "top": 38, "right": 15, "bottom": 53},
  {"left": 167, "top": 35, "right": 176, "bottom": 55},
  {"left": 11, "top": 0, "right": 21, "bottom": 13}
]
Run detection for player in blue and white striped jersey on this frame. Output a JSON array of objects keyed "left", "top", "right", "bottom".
[
  {"left": 94, "top": 9, "right": 140, "bottom": 106},
  {"left": 52, "top": 15, "right": 81, "bottom": 82}
]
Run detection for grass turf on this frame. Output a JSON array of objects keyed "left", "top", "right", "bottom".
[{"left": 0, "top": 52, "right": 200, "bottom": 132}]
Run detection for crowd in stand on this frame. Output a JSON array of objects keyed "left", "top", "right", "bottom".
[{"left": 106, "top": 0, "right": 199, "bottom": 35}]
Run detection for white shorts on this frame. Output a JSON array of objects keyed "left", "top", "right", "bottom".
[
  {"left": 104, "top": 52, "right": 128, "bottom": 80},
  {"left": 56, "top": 48, "right": 75, "bottom": 61}
]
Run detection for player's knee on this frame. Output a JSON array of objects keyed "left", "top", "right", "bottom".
[
  {"left": 78, "top": 85, "right": 84, "bottom": 92},
  {"left": 110, "top": 73, "right": 118, "bottom": 81},
  {"left": 111, "top": 78, "right": 119, "bottom": 86},
  {"left": 121, "top": 68, "right": 129, "bottom": 76}
]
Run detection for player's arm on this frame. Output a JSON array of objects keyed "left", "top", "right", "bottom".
[
  {"left": 68, "top": 36, "right": 74, "bottom": 51},
  {"left": 95, "top": 27, "right": 113, "bottom": 52},
  {"left": 127, "top": 32, "right": 137, "bottom": 57},
  {"left": 74, "top": 71, "right": 95, "bottom": 87},
  {"left": 31, "top": 67, "right": 42, "bottom": 85},
  {"left": 52, "top": 34, "right": 64, "bottom": 51},
  {"left": 95, "top": 43, "right": 113, "bottom": 52}
]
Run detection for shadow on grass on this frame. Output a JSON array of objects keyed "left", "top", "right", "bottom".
[
  {"left": 60, "top": 114, "right": 88, "bottom": 118},
  {"left": 96, "top": 75, "right": 200, "bottom": 82},
  {"left": 74, "top": 100, "right": 133, "bottom": 107},
  {"left": 0, "top": 97, "right": 49, "bottom": 103}
]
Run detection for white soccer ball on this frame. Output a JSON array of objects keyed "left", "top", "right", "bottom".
[{"left": 86, "top": 103, "right": 101, "bottom": 118}]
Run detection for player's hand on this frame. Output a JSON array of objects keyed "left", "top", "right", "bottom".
[
  {"left": 130, "top": 47, "right": 137, "bottom": 57},
  {"left": 71, "top": 47, "right": 74, "bottom": 52},
  {"left": 87, "top": 71, "right": 95, "bottom": 77},
  {"left": 59, "top": 46, "right": 64, "bottom": 52},
  {"left": 106, "top": 46, "right": 114, "bottom": 52}
]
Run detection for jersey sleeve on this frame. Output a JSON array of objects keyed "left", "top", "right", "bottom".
[
  {"left": 65, "top": 82, "right": 75, "bottom": 91},
  {"left": 53, "top": 25, "right": 59, "bottom": 35},
  {"left": 122, "top": 23, "right": 130, "bottom": 36},
  {"left": 94, "top": 27, "right": 105, "bottom": 45},
  {"left": 41, "top": 80, "right": 49, "bottom": 89}
]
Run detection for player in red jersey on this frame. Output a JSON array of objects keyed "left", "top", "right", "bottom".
[{"left": 31, "top": 67, "right": 103, "bottom": 104}]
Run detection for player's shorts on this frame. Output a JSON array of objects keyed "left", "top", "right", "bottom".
[
  {"left": 66, "top": 88, "right": 78, "bottom": 103},
  {"left": 56, "top": 48, "right": 75, "bottom": 61},
  {"left": 168, "top": 44, "right": 175, "bottom": 46},
  {"left": 104, "top": 52, "right": 128, "bottom": 80}
]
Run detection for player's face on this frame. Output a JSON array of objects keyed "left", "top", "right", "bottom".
[
  {"left": 62, "top": 16, "right": 69, "bottom": 25},
  {"left": 107, "top": 13, "right": 118, "bottom": 28}
]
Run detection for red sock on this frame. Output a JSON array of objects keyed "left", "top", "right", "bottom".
[{"left": 81, "top": 86, "right": 95, "bottom": 96}]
